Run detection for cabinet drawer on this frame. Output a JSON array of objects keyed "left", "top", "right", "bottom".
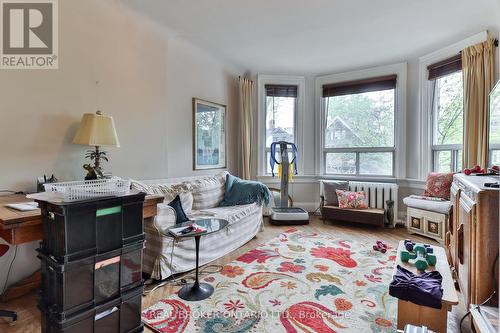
[
  {"left": 424, "top": 218, "right": 443, "bottom": 239},
  {"left": 407, "top": 208, "right": 425, "bottom": 232}
]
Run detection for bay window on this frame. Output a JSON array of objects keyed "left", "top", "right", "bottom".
[
  {"left": 264, "top": 85, "right": 297, "bottom": 174},
  {"left": 428, "top": 55, "right": 464, "bottom": 173},
  {"left": 322, "top": 75, "right": 396, "bottom": 176},
  {"left": 257, "top": 75, "right": 304, "bottom": 176},
  {"left": 490, "top": 82, "right": 500, "bottom": 165}
]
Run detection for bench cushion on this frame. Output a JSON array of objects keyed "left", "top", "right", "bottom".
[{"left": 403, "top": 197, "right": 451, "bottom": 214}]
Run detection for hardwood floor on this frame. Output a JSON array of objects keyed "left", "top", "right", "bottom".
[{"left": 0, "top": 215, "right": 470, "bottom": 332}]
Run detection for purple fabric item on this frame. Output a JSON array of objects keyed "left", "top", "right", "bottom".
[{"left": 389, "top": 265, "right": 443, "bottom": 309}]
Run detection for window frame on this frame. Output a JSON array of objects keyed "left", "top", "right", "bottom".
[
  {"left": 430, "top": 71, "right": 464, "bottom": 173},
  {"left": 315, "top": 63, "right": 407, "bottom": 179},
  {"left": 418, "top": 31, "right": 487, "bottom": 179},
  {"left": 257, "top": 75, "right": 305, "bottom": 176},
  {"left": 489, "top": 145, "right": 500, "bottom": 165}
]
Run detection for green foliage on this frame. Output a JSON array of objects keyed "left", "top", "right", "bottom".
[
  {"left": 326, "top": 90, "right": 394, "bottom": 148},
  {"left": 435, "top": 72, "right": 463, "bottom": 145}
]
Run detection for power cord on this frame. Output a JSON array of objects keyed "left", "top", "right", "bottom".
[
  {"left": 459, "top": 252, "right": 499, "bottom": 333},
  {"left": 1, "top": 245, "right": 18, "bottom": 296},
  {"left": 144, "top": 264, "right": 223, "bottom": 294}
]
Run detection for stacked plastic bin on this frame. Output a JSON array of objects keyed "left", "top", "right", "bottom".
[{"left": 36, "top": 192, "right": 146, "bottom": 333}]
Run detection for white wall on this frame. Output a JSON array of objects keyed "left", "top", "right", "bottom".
[{"left": 0, "top": 0, "right": 243, "bottom": 288}]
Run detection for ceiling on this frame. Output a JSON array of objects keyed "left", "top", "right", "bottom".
[{"left": 121, "top": 0, "right": 500, "bottom": 75}]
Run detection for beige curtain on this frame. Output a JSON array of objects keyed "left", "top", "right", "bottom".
[
  {"left": 462, "top": 38, "right": 496, "bottom": 168},
  {"left": 239, "top": 77, "right": 254, "bottom": 180}
]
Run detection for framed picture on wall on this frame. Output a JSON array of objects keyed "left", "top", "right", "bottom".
[{"left": 193, "top": 98, "right": 227, "bottom": 170}]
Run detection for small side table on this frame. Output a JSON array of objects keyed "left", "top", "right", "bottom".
[
  {"left": 165, "top": 218, "right": 228, "bottom": 301},
  {"left": 393, "top": 240, "right": 458, "bottom": 333}
]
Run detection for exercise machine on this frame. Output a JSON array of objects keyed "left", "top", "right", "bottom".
[{"left": 269, "top": 141, "right": 309, "bottom": 225}]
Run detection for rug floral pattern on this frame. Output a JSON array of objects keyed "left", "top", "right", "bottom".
[{"left": 142, "top": 228, "right": 398, "bottom": 333}]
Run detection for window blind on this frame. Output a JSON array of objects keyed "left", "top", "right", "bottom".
[
  {"left": 322, "top": 75, "right": 397, "bottom": 98},
  {"left": 427, "top": 54, "right": 462, "bottom": 80},
  {"left": 265, "top": 84, "right": 298, "bottom": 98}
]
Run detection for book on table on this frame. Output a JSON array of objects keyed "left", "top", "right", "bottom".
[{"left": 168, "top": 223, "right": 207, "bottom": 237}]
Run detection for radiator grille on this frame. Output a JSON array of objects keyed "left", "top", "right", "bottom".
[{"left": 348, "top": 181, "right": 399, "bottom": 216}]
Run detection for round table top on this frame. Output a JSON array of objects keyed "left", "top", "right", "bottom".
[{"left": 164, "top": 218, "right": 229, "bottom": 238}]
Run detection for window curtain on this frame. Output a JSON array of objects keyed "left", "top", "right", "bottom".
[
  {"left": 239, "top": 77, "right": 254, "bottom": 180},
  {"left": 462, "top": 38, "right": 496, "bottom": 168}
]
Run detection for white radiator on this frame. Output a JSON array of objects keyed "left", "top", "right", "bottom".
[{"left": 348, "top": 181, "right": 399, "bottom": 218}]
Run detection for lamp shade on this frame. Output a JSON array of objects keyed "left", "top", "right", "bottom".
[{"left": 72, "top": 111, "right": 120, "bottom": 147}]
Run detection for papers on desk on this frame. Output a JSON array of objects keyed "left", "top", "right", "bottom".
[{"left": 6, "top": 202, "right": 39, "bottom": 211}]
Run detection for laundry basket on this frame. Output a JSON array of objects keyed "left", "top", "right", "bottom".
[{"left": 43, "top": 178, "right": 131, "bottom": 202}]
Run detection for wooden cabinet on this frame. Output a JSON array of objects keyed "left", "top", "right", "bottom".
[
  {"left": 448, "top": 183, "right": 460, "bottom": 273},
  {"left": 457, "top": 192, "right": 475, "bottom": 307},
  {"left": 450, "top": 174, "right": 499, "bottom": 310}
]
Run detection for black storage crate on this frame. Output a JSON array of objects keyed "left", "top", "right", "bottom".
[
  {"left": 39, "top": 241, "right": 144, "bottom": 318},
  {"left": 40, "top": 286, "right": 144, "bottom": 333},
  {"left": 38, "top": 192, "right": 146, "bottom": 263}
]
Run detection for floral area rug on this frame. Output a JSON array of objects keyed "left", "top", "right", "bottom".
[{"left": 142, "top": 228, "right": 398, "bottom": 333}]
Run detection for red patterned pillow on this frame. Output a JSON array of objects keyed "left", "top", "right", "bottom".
[
  {"left": 335, "top": 190, "right": 368, "bottom": 209},
  {"left": 422, "top": 172, "right": 454, "bottom": 200}
]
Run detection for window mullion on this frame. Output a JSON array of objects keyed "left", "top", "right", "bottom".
[
  {"left": 355, "top": 152, "right": 360, "bottom": 176},
  {"left": 451, "top": 149, "right": 456, "bottom": 172}
]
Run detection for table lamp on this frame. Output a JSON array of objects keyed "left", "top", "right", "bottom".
[{"left": 72, "top": 110, "right": 120, "bottom": 180}]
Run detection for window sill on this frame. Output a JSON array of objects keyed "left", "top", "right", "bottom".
[{"left": 256, "top": 175, "right": 426, "bottom": 189}]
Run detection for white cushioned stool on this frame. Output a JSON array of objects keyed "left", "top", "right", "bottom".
[{"left": 403, "top": 196, "right": 452, "bottom": 243}]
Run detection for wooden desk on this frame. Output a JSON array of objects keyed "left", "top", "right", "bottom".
[
  {"left": 0, "top": 193, "right": 164, "bottom": 300},
  {"left": 394, "top": 241, "right": 459, "bottom": 333}
]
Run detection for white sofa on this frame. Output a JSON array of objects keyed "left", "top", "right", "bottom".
[{"left": 132, "top": 171, "right": 264, "bottom": 280}]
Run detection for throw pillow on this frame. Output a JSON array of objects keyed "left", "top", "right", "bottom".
[
  {"left": 167, "top": 195, "right": 189, "bottom": 224},
  {"left": 336, "top": 190, "right": 369, "bottom": 209},
  {"left": 220, "top": 174, "right": 271, "bottom": 206},
  {"left": 322, "top": 180, "right": 349, "bottom": 206},
  {"left": 422, "top": 172, "right": 454, "bottom": 200}
]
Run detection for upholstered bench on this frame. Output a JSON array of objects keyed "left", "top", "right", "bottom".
[
  {"left": 403, "top": 196, "right": 452, "bottom": 243},
  {"left": 319, "top": 180, "right": 393, "bottom": 228}
]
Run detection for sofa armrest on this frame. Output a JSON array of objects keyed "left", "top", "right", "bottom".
[{"left": 153, "top": 203, "right": 177, "bottom": 235}]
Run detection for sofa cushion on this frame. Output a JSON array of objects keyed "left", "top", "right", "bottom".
[
  {"left": 187, "top": 172, "right": 228, "bottom": 210},
  {"left": 189, "top": 203, "right": 260, "bottom": 225},
  {"left": 403, "top": 196, "right": 452, "bottom": 214},
  {"left": 321, "top": 180, "right": 349, "bottom": 206},
  {"left": 178, "top": 191, "right": 193, "bottom": 214},
  {"left": 131, "top": 179, "right": 194, "bottom": 213}
]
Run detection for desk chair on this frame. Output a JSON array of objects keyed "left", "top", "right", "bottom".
[{"left": 0, "top": 244, "right": 17, "bottom": 322}]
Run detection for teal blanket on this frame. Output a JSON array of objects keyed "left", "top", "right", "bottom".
[{"left": 220, "top": 174, "right": 271, "bottom": 207}]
